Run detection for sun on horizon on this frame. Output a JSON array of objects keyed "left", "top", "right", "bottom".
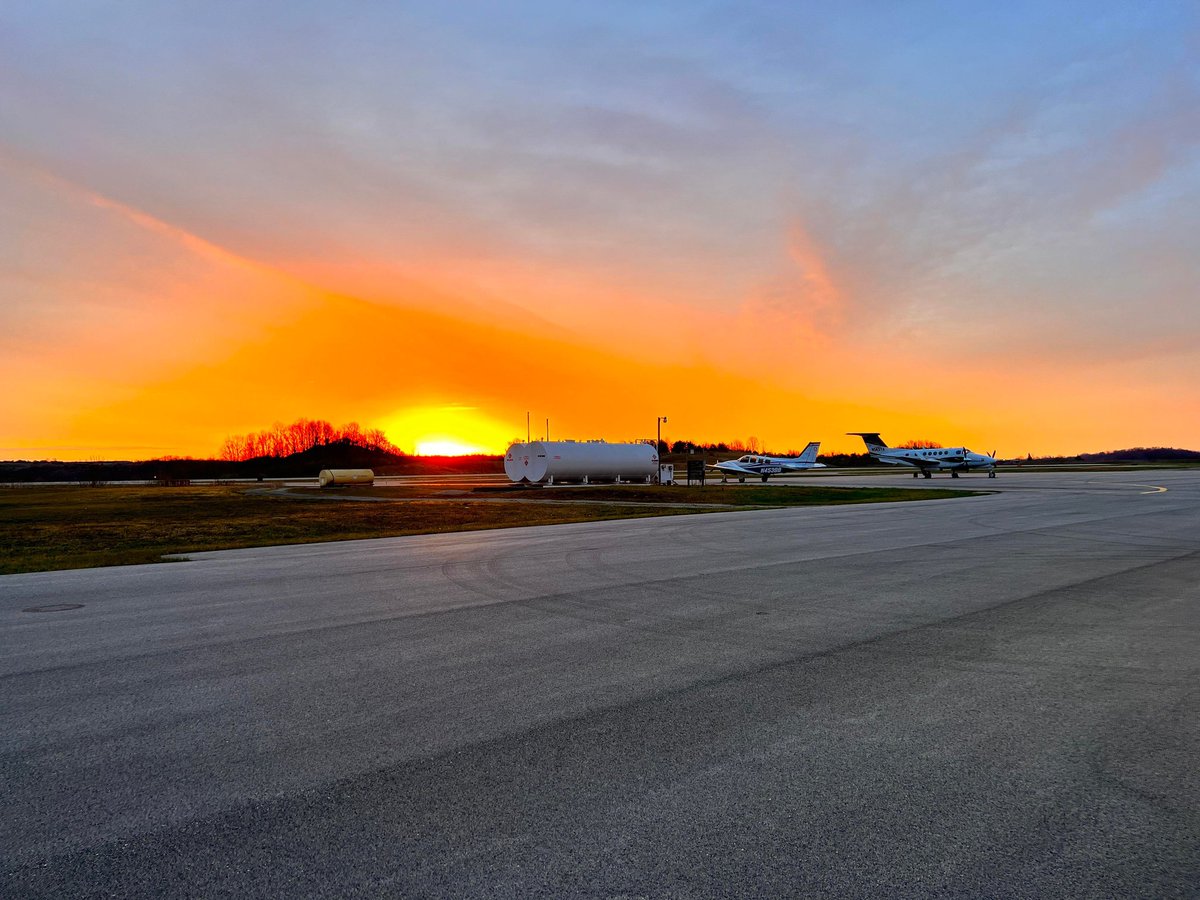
[
  {"left": 386, "top": 405, "right": 514, "bottom": 457},
  {"left": 413, "top": 439, "right": 492, "bottom": 457}
]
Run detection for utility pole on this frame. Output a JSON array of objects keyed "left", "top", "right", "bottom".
[
  {"left": 526, "top": 411, "right": 530, "bottom": 444},
  {"left": 656, "top": 415, "right": 668, "bottom": 484}
]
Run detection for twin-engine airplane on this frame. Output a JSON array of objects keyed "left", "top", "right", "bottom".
[
  {"left": 848, "top": 433, "right": 997, "bottom": 478},
  {"left": 712, "top": 441, "right": 825, "bottom": 482}
]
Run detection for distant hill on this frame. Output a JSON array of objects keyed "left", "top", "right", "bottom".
[
  {"left": 1026, "top": 447, "right": 1200, "bottom": 464},
  {"left": 1077, "top": 447, "right": 1200, "bottom": 462}
]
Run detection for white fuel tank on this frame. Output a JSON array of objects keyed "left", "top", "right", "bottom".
[
  {"left": 521, "top": 440, "right": 658, "bottom": 484},
  {"left": 503, "top": 443, "right": 532, "bottom": 482}
]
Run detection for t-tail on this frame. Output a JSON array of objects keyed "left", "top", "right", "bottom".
[
  {"left": 797, "top": 441, "right": 821, "bottom": 464},
  {"left": 847, "top": 432, "right": 889, "bottom": 455}
]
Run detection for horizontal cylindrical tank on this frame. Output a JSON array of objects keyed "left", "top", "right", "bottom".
[
  {"left": 318, "top": 468, "right": 375, "bottom": 487},
  {"left": 503, "top": 443, "right": 530, "bottom": 482},
  {"left": 521, "top": 441, "right": 658, "bottom": 484}
]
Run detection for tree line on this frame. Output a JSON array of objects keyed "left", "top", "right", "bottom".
[
  {"left": 663, "top": 438, "right": 941, "bottom": 456},
  {"left": 218, "top": 418, "right": 402, "bottom": 461},
  {"left": 665, "top": 438, "right": 781, "bottom": 455}
]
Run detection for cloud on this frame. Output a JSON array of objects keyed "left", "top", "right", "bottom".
[{"left": 2, "top": 2, "right": 1199, "bottom": 456}]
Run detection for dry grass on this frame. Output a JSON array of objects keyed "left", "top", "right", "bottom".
[
  {"left": 0, "top": 484, "right": 692, "bottom": 574},
  {"left": 0, "top": 481, "right": 982, "bottom": 575}
]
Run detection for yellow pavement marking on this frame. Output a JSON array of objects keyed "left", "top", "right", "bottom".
[{"left": 1086, "top": 480, "right": 1169, "bottom": 494}]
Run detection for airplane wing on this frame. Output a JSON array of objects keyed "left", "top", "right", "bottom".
[{"left": 710, "top": 461, "right": 754, "bottom": 474}]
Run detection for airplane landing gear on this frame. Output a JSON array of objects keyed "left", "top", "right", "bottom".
[
  {"left": 951, "top": 471, "right": 959, "bottom": 478},
  {"left": 988, "top": 470, "right": 997, "bottom": 478},
  {"left": 761, "top": 475, "right": 769, "bottom": 483},
  {"left": 913, "top": 472, "right": 919, "bottom": 479},
  {"left": 923, "top": 471, "right": 933, "bottom": 479}
]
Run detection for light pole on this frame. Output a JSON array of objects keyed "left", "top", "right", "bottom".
[{"left": 656, "top": 416, "right": 668, "bottom": 484}]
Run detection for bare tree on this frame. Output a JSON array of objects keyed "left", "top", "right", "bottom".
[{"left": 217, "top": 418, "right": 404, "bottom": 460}]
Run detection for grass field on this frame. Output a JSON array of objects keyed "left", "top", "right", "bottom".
[{"left": 0, "top": 482, "right": 982, "bottom": 575}]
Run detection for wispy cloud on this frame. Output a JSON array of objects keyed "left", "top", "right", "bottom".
[{"left": 2, "top": 2, "right": 1199, "bottom": 456}]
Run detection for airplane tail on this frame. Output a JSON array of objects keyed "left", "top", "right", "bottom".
[
  {"left": 797, "top": 441, "right": 821, "bottom": 463},
  {"left": 847, "top": 432, "right": 888, "bottom": 454}
]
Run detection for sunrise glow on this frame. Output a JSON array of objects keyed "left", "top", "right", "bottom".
[
  {"left": 414, "top": 440, "right": 487, "bottom": 457},
  {"left": 1, "top": 5, "right": 1197, "bottom": 461},
  {"left": 385, "top": 407, "right": 516, "bottom": 457}
]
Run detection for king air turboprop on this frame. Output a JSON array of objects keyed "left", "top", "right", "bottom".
[
  {"left": 713, "top": 441, "right": 825, "bottom": 482},
  {"left": 848, "top": 433, "right": 997, "bottom": 479}
]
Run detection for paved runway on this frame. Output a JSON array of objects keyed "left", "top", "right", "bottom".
[{"left": 3, "top": 470, "right": 1198, "bottom": 897}]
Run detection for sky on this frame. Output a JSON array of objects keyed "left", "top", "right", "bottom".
[{"left": 2, "top": 1, "right": 1198, "bottom": 459}]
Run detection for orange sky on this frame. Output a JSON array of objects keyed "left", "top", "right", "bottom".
[
  {"left": 3, "top": 151, "right": 1194, "bottom": 461},
  {"left": 3, "top": 5, "right": 1198, "bottom": 460}
]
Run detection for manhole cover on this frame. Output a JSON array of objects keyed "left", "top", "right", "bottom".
[{"left": 22, "top": 603, "right": 85, "bottom": 613}]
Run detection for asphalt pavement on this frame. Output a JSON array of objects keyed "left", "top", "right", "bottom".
[{"left": 2, "top": 470, "right": 1198, "bottom": 897}]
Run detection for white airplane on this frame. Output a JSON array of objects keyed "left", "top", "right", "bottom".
[
  {"left": 848, "top": 433, "right": 997, "bottom": 478},
  {"left": 712, "top": 441, "right": 826, "bottom": 482}
]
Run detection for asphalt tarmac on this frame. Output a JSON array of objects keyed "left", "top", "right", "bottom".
[{"left": 3, "top": 470, "right": 1198, "bottom": 897}]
